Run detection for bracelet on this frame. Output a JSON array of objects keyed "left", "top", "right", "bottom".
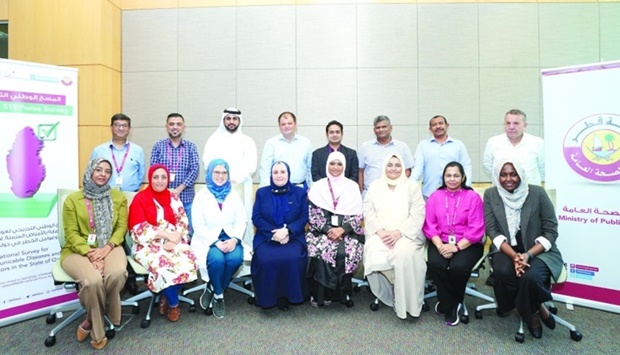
[
  {"left": 526, "top": 251, "right": 534, "bottom": 260},
  {"left": 455, "top": 244, "right": 461, "bottom": 252},
  {"left": 107, "top": 242, "right": 115, "bottom": 250}
]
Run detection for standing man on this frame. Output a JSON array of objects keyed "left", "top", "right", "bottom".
[
  {"left": 150, "top": 113, "right": 200, "bottom": 234},
  {"left": 311, "top": 120, "right": 358, "bottom": 182},
  {"left": 259, "top": 111, "right": 312, "bottom": 189},
  {"left": 203, "top": 107, "right": 257, "bottom": 241},
  {"left": 483, "top": 109, "right": 544, "bottom": 185},
  {"left": 358, "top": 115, "right": 414, "bottom": 194},
  {"left": 411, "top": 115, "right": 472, "bottom": 199},
  {"left": 90, "top": 113, "right": 145, "bottom": 192}
]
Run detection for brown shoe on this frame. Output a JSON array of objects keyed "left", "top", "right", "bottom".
[
  {"left": 76, "top": 321, "right": 91, "bottom": 342},
  {"left": 158, "top": 295, "right": 169, "bottom": 316},
  {"left": 167, "top": 306, "right": 181, "bottom": 322},
  {"left": 90, "top": 337, "right": 107, "bottom": 350}
]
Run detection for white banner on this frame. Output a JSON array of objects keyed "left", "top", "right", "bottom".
[
  {"left": 0, "top": 59, "right": 79, "bottom": 326},
  {"left": 542, "top": 61, "right": 620, "bottom": 313}
]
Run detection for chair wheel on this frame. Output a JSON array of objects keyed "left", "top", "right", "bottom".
[
  {"left": 189, "top": 304, "right": 196, "bottom": 313},
  {"left": 570, "top": 330, "right": 583, "bottom": 341},
  {"left": 370, "top": 303, "right": 379, "bottom": 311},
  {"left": 461, "top": 315, "right": 469, "bottom": 324},
  {"left": 140, "top": 319, "right": 150, "bottom": 328},
  {"left": 44, "top": 336, "right": 56, "bottom": 347},
  {"left": 346, "top": 300, "right": 354, "bottom": 308},
  {"left": 515, "top": 333, "right": 525, "bottom": 343},
  {"left": 549, "top": 306, "right": 558, "bottom": 315},
  {"left": 106, "top": 329, "right": 116, "bottom": 339},
  {"left": 205, "top": 308, "right": 213, "bottom": 316},
  {"left": 474, "top": 310, "right": 482, "bottom": 319},
  {"left": 132, "top": 306, "right": 140, "bottom": 314},
  {"left": 46, "top": 314, "right": 56, "bottom": 324},
  {"left": 247, "top": 297, "right": 255, "bottom": 305},
  {"left": 353, "top": 286, "right": 361, "bottom": 293},
  {"left": 422, "top": 303, "right": 430, "bottom": 312}
]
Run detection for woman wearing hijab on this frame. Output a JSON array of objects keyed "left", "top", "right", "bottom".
[
  {"left": 423, "top": 161, "right": 485, "bottom": 326},
  {"left": 306, "top": 151, "right": 364, "bottom": 307},
  {"left": 61, "top": 158, "right": 128, "bottom": 350},
  {"left": 485, "top": 157, "right": 563, "bottom": 339},
  {"left": 128, "top": 164, "right": 198, "bottom": 322},
  {"left": 251, "top": 161, "right": 309, "bottom": 311},
  {"left": 192, "top": 159, "right": 246, "bottom": 319},
  {"left": 363, "top": 154, "right": 427, "bottom": 320}
]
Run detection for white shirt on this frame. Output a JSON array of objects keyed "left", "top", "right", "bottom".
[
  {"left": 203, "top": 127, "right": 257, "bottom": 184},
  {"left": 483, "top": 133, "right": 545, "bottom": 185}
]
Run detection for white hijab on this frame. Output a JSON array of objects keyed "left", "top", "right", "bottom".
[{"left": 493, "top": 156, "right": 529, "bottom": 243}]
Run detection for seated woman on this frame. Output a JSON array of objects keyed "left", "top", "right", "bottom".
[
  {"left": 128, "top": 164, "right": 198, "bottom": 322},
  {"left": 306, "top": 152, "right": 364, "bottom": 307},
  {"left": 61, "top": 158, "right": 128, "bottom": 350},
  {"left": 485, "top": 157, "right": 563, "bottom": 338},
  {"left": 363, "top": 154, "right": 427, "bottom": 319},
  {"left": 192, "top": 159, "right": 246, "bottom": 319},
  {"left": 423, "top": 161, "right": 484, "bottom": 326},
  {"left": 251, "top": 161, "right": 309, "bottom": 311}
]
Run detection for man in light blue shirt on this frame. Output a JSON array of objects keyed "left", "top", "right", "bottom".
[
  {"left": 259, "top": 111, "right": 312, "bottom": 188},
  {"left": 411, "top": 115, "right": 472, "bottom": 199},
  {"left": 90, "top": 113, "right": 145, "bottom": 192},
  {"left": 357, "top": 115, "right": 414, "bottom": 194}
]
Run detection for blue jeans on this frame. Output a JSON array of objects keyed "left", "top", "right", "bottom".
[
  {"left": 160, "top": 284, "right": 182, "bottom": 307},
  {"left": 207, "top": 236, "right": 243, "bottom": 295},
  {"left": 183, "top": 202, "right": 193, "bottom": 238}
]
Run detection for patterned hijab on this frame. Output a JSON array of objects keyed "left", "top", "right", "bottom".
[
  {"left": 82, "top": 158, "right": 114, "bottom": 247},
  {"left": 270, "top": 161, "right": 293, "bottom": 226},
  {"left": 493, "top": 156, "right": 529, "bottom": 243},
  {"left": 206, "top": 159, "right": 231, "bottom": 204}
]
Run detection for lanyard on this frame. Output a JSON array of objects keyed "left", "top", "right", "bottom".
[
  {"left": 167, "top": 140, "right": 183, "bottom": 174},
  {"left": 84, "top": 198, "right": 95, "bottom": 231},
  {"left": 110, "top": 142, "right": 130, "bottom": 174},
  {"left": 445, "top": 193, "right": 461, "bottom": 234},
  {"left": 327, "top": 179, "right": 339, "bottom": 210}
]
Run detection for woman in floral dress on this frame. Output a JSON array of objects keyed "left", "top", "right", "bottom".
[
  {"left": 306, "top": 152, "right": 364, "bottom": 307},
  {"left": 128, "top": 164, "right": 198, "bottom": 322}
]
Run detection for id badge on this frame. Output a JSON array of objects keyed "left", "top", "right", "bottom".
[
  {"left": 448, "top": 235, "right": 456, "bottom": 245},
  {"left": 115, "top": 177, "right": 123, "bottom": 186},
  {"left": 331, "top": 215, "right": 339, "bottom": 226},
  {"left": 169, "top": 173, "right": 176, "bottom": 182},
  {"left": 87, "top": 233, "right": 97, "bottom": 246}
]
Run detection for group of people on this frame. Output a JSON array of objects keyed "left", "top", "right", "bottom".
[{"left": 60, "top": 107, "right": 560, "bottom": 349}]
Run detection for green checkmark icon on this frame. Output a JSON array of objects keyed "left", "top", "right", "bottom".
[{"left": 37, "top": 121, "right": 60, "bottom": 141}]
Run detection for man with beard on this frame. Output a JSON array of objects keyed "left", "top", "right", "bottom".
[
  {"left": 150, "top": 113, "right": 200, "bottom": 236},
  {"left": 411, "top": 115, "right": 472, "bottom": 200},
  {"left": 311, "top": 120, "right": 358, "bottom": 182},
  {"left": 202, "top": 107, "right": 257, "bottom": 240}
]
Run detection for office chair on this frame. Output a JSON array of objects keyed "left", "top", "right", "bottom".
[
  {"left": 45, "top": 189, "right": 138, "bottom": 347},
  {"left": 474, "top": 265, "right": 582, "bottom": 343},
  {"left": 122, "top": 191, "right": 197, "bottom": 328}
]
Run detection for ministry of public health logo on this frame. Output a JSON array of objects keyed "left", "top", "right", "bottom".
[{"left": 563, "top": 113, "right": 620, "bottom": 182}]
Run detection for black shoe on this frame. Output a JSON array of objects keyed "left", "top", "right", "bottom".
[
  {"left": 444, "top": 304, "right": 460, "bottom": 326},
  {"left": 434, "top": 302, "right": 444, "bottom": 315},
  {"left": 199, "top": 285, "right": 213, "bottom": 310},
  {"left": 277, "top": 298, "right": 289, "bottom": 311},
  {"left": 528, "top": 325, "right": 543, "bottom": 339},
  {"left": 539, "top": 305, "right": 556, "bottom": 329}
]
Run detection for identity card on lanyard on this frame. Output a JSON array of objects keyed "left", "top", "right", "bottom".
[
  {"left": 111, "top": 143, "right": 130, "bottom": 187},
  {"left": 85, "top": 198, "right": 97, "bottom": 246}
]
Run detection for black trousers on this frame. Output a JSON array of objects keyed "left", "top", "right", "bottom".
[
  {"left": 427, "top": 242, "right": 483, "bottom": 313},
  {"left": 491, "top": 251, "right": 552, "bottom": 326}
]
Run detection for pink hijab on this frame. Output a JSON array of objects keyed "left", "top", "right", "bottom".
[{"left": 308, "top": 152, "right": 363, "bottom": 216}]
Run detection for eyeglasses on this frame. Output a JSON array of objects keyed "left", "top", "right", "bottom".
[
  {"left": 213, "top": 171, "right": 228, "bottom": 176},
  {"left": 113, "top": 123, "right": 129, "bottom": 128}
]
